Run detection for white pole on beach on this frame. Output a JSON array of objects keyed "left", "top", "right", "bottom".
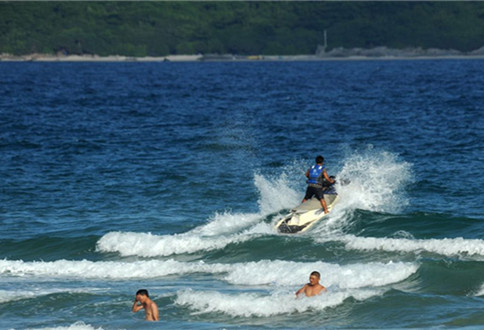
[{"left": 324, "top": 30, "right": 327, "bottom": 51}]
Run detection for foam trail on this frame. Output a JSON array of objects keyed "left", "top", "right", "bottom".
[
  {"left": 315, "top": 235, "right": 484, "bottom": 257},
  {"left": 175, "top": 288, "right": 381, "bottom": 317},
  {"left": 96, "top": 172, "right": 296, "bottom": 257},
  {"left": 96, "top": 222, "right": 271, "bottom": 257}
]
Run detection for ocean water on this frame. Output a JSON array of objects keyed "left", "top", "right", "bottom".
[{"left": 0, "top": 59, "right": 483, "bottom": 329}]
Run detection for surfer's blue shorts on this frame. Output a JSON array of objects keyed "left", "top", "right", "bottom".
[{"left": 304, "top": 186, "right": 324, "bottom": 201}]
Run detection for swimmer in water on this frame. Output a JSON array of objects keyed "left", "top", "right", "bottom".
[
  {"left": 296, "top": 271, "right": 327, "bottom": 297},
  {"left": 132, "top": 289, "right": 159, "bottom": 321}
]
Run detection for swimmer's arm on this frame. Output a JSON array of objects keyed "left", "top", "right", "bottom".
[
  {"left": 295, "top": 284, "right": 308, "bottom": 296},
  {"left": 132, "top": 300, "right": 144, "bottom": 313}
]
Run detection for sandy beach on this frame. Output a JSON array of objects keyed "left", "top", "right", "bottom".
[
  {"left": 2, "top": 51, "right": 484, "bottom": 62},
  {"left": 0, "top": 53, "right": 203, "bottom": 62}
]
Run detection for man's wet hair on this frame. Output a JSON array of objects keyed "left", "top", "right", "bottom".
[
  {"left": 315, "top": 155, "right": 324, "bottom": 164},
  {"left": 136, "top": 289, "right": 149, "bottom": 297},
  {"left": 310, "top": 271, "right": 321, "bottom": 278}
]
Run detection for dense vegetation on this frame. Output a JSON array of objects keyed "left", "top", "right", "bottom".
[{"left": 1, "top": 1, "right": 484, "bottom": 56}]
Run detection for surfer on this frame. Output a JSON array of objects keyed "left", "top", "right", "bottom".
[
  {"left": 302, "top": 155, "right": 335, "bottom": 214},
  {"left": 132, "top": 289, "right": 159, "bottom": 321},
  {"left": 296, "top": 271, "right": 327, "bottom": 297}
]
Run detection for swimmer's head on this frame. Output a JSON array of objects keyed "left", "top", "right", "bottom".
[
  {"left": 315, "top": 156, "right": 324, "bottom": 164},
  {"left": 309, "top": 271, "right": 321, "bottom": 286},
  {"left": 136, "top": 289, "right": 149, "bottom": 297},
  {"left": 310, "top": 271, "right": 321, "bottom": 278}
]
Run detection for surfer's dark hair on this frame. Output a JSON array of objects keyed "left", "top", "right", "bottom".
[
  {"left": 136, "top": 289, "right": 149, "bottom": 297},
  {"left": 310, "top": 271, "right": 321, "bottom": 278},
  {"left": 315, "top": 155, "right": 324, "bottom": 164}
]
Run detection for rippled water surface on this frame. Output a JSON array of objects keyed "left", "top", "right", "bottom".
[{"left": 0, "top": 60, "right": 483, "bottom": 329}]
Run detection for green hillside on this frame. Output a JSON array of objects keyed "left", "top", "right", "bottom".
[{"left": 1, "top": 1, "right": 484, "bottom": 56}]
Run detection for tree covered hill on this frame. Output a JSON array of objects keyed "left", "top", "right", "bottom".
[{"left": 1, "top": 1, "right": 484, "bottom": 56}]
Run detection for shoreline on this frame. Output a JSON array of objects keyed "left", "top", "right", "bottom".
[{"left": 2, "top": 53, "right": 484, "bottom": 62}]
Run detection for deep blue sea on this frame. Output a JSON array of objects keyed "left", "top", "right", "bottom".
[{"left": 0, "top": 59, "right": 483, "bottom": 329}]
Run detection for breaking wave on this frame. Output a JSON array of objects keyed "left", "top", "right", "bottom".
[
  {"left": 0, "top": 259, "right": 417, "bottom": 286},
  {"left": 314, "top": 235, "right": 484, "bottom": 258},
  {"left": 175, "top": 288, "right": 381, "bottom": 317}
]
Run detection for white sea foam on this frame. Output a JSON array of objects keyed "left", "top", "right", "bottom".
[
  {"left": 334, "top": 147, "right": 413, "bottom": 215},
  {"left": 96, "top": 177, "right": 286, "bottom": 257},
  {"left": 475, "top": 284, "right": 484, "bottom": 297},
  {"left": 96, "top": 149, "right": 415, "bottom": 257},
  {"left": 175, "top": 288, "right": 381, "bottom": 317},
  {"left": 320, "top": 234, "right": 484, "bottom": 257},
  {"left": 97, "top": 231, "right": 247, "bottom": 257},
  {"left": 254, "top": 172, "right": 300, "bottom": 215},
  {"left": 96, "top": 220, "right": 272, "bottom": 257},
  {"left": 0, "top": 288, "right": 96, "bottom": 304},
  {"left": 33, "top": 321, "right": 103, "bottom": 330},
  {"left": 223, "top": 259, "right": 418, "bottom": 289},
  {"left": 0, "top": 258, "right": 417, "bottom": 290},
  {"left": 0, "top": 259, "right": 231, "bottom": 279},
  {"left": 1, "top": 257, "right": 416, "bottom": 318},
  {"left": 265, "top": 148, "right": 415, "bottom": 235},
  {"left": 190, "top": 211, "right": 264, "bottom": 236},
  {"left": 0, "top": 289, "right": 37, "bottom": 303}
]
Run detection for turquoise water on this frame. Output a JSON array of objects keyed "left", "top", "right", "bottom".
[{"left": 0, "top": 60, "right": 483, "bottom": 329}]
